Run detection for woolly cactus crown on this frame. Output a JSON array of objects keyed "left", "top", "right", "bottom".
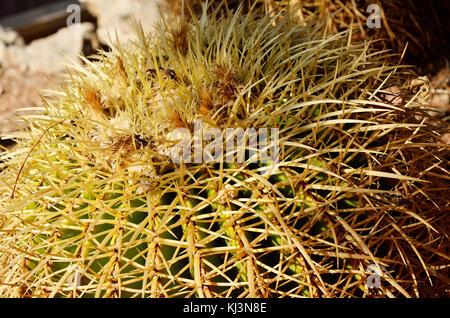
[{"left": 0, "top": 4, "right": 448, "bottom": 298}]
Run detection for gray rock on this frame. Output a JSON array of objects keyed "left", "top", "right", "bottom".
[
  {"left": 80, "top": 0, "right": 165, "bottom": 44},
  {"left": 3, "top": 22, "right": 95, "bottom": 74},
  {"left": 0, "top": 26, "right": 24, "bottom": 47},
  {"left": 0, "top": 23, "right": 94, "bottom": 135},
  {"left": 0, "top": 26, "right": 25, "bottom": 66}
]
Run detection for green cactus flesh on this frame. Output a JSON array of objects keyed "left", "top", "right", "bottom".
[{"left": 0, "top": 6, "right": 448, "bottom": 298}]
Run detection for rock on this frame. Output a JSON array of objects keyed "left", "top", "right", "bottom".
[
  {"left": 0, "top": 26, "right": 24, "bottom": 65},
  {"left": 0, "top": 26, "right": 24, "bottom": 47},
  {"left": 0, "top": 69, "right": 63, "bottom": 134},
  {"left": 80, "top": 0, "right": 166, "bottom": 44},
  {"left": 0, "top": 22, "right": 92, "bottom": 135},
  {"left": 4, "top": 22, "right": 95, "bottom": 74}
]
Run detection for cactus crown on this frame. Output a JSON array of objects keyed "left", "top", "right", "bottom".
[{"left": 0, "top": 4, "right": 448, "bottom": 298}]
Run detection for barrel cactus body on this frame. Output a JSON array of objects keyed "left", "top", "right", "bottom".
[{"left": 0, "top": 6, "right": 448, "bottom": 298}]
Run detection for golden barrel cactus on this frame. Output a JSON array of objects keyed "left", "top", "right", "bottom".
[{"left": 0, "top": 5, "right": 448, "bottom": 298}]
